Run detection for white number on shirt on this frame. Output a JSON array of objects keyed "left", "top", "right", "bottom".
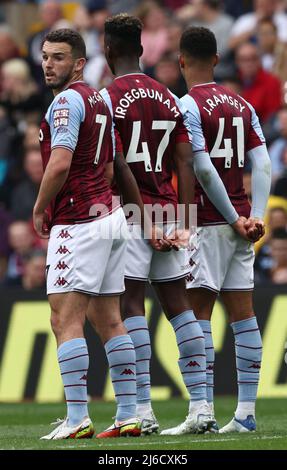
[
  {"left": 94, "top": 114, "right": 107, "bottom": 164},
  {"left": 126, "top": 120, "right": 176, "bottom": 172},
  {"left": 210, "top": 117, "right": 245, "bottom": 168}
]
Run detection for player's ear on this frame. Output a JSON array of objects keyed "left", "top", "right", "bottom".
[
  {"left": 178, "top": 54, "right": 185, "bottom": 70},
  {"left": 214, "top": 54, "right": 219, "bottom": 67},
  {"left": 74, "top": 57, "right": 86, "bottom": 72}
]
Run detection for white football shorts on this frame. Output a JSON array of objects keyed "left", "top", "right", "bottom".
[
  {"left": 125, "top": 224, "right": 190, "bottom": 283},
  {"left": 46, "top": 208, "right": 127, "bottom": 295},
  {"left": 186, "top": 224, "right": 255, "bottom": 292}
]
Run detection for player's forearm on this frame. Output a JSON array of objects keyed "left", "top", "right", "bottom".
[
  {"left": 114, "top": 153, "right": 145, "bottom": 226},
  {"left": 34, "top": 164, "right": 69, "bottom": 214},
  {"left": 177, "top": 159, "right": 194, "bottom": 230},
  {"left": 193, "top": 152, "right": 239, "bottom": 224},
  {"left": 248, "top": 145, "right": 271, "bottom": 219}
]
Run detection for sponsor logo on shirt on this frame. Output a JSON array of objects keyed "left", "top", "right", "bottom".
[{"left": 53, "top": 108, "right": 69, "bottom": 128}]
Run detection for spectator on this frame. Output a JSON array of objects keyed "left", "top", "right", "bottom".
[
  {"left": 5, "top": 220, "right": 35, "bottom": 286},
  {"left": 10, "top": 148, "right": 43, "bottom": 221},
  {"left": 257, "top": 18, "right": 287, "bottom": 82},
  {"left": 165, "top": 21, "right": 183, "bottom": 56},
  {"left": 84, "top": 31, "right": 113, "bottom": 89},
  {"left": 0, "top": 25, "right": 20, "bottom": 99},
  {"left": 137, "top": 1, "right": 169, "bottom": 69},
  {"left": 0, "top": 25, "right": 20, "bottom": 73},
  {"left": 236, "top": 42, "right": 282, "bottom": 123},
  {"left": 153, "top": 53, "right": 187, "bottom": 97},
  {"left": 22, "top": 249, "right": 46, "bottom": 290},
  {"left": 73, "top": 3, "right": 100, "bottom": 60},
  {"left": 269, "top": 228, "right": 287, "bottom": 284},
  {"left": 188, "top": 0, "right": 235, "bottom": 79},
  {"left": 273, "top": 147, "right": 287, "bottom": 198},
  {"left": 268, "top": 107, "right": 287, "bottom": 180},
  {"left": 229, "top": 0, "right": 287, "bottom": 50},
  {"left": 255, "top": 207, "right": 287, "bottom": 280},
  {"left": 27, "top": 0, "right": 63, "bottom": 85},
  {"left": 0, "top": 58, "right": 44, "bottom": 128},
  {"left": 86, "top": 0, "right": 110, "bottom": 34},
  {"left": 0, "top": 205, "right": 12, "bottom": 282}
]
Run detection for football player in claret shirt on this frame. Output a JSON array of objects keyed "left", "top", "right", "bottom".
[
  {"left": 33, "top": 28, "right": 145, "bottom": 440},
  {"left": 95, "top": 14, "right": 216, "bottom": 437},
  {"left": 162, "top": 27, "right": 271, "bottom": 435}
]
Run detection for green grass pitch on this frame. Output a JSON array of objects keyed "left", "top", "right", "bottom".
[{"left": 0, "top": 398, "right": 286, "bottom": 450}]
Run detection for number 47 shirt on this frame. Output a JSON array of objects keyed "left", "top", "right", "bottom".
[{"left": 100, "top": 73, "right": 192, "bottom": 211}]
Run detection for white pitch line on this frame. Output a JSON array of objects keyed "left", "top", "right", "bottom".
[{"left": 51, "top": 435, "right": 286, "bottom": 449}]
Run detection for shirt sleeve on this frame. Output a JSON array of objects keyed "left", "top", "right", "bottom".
[
  {"left": 100, "top": 87, "right": 116, "bottom": 161},
  {"left": 247, "top": 145, "right": 271, "bottom": 218},
  {"left": 47, "top": 89, "right": 85, "bottom": 152},
  {"left": 168, "top": 91, "right": 192, "bottom": 144},
  {"left": 180, "top": 94, "right": 207, "bottom": 153},
  {"left": 241, "top": 97, "right": 266, "bottom": 151}
]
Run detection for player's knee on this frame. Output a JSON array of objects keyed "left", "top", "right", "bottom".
[{"left": 96, "top": 318, "right": 125, "bottom": 340}]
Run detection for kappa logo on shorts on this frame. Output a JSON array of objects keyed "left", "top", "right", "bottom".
[
  {"left": 56, "top": 245, "right": 71, "bottom": 254},
  {"left": 189, "top": 257, "right": 196, "bottom": 267},
  {"left": 57, "top": 229, "right": 73, "bottom": 239},
  {"left": 185, "top": 273, "right": 194, "bottom": 283},
  {"left": 207, "top": 364, "right": 214, "bottom": 371},
  {"left": 54, "top": 277, "right": 70, "bottom": 287},
  {"left": 248, "top": 364, "right": 261, "bottom": 369},
  {"left": 120, "top": 369, "right": 135, "bottom": 376},
  {"left": 80, "top": 374, "right": 87, "bottom": 381},
  {"left": 186, "top": 360, "right": 200, "bottom": 368},
  {"left": 55, "top": 261, "right": 70, "bottom": 270}
]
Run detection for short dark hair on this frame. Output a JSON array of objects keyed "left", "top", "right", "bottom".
[
  {"left": 272, "top": 228, "right": 287, "bottom": 240},
  {"left": 43, "top": 28, "right": 86, "bottom": 59},
  {"left": 105, "top": 14, "right": 143, "bottom": 55},
  {"left": 180, "top": 26, "right": 217, "bottom": 60}
]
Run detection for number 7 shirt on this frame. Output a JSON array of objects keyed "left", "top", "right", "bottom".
[
  {"left": 180, "top": 82, "right": 266, "bottom": 226},
  {"left": 100, "top": 73, "right": 192, "bottom": 209},
  {"left": 39, "top": 81, "right": 115, "bottom": 227}
]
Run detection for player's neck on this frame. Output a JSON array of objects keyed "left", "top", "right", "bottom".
[
  {"left": 114, "top": 60, "right": 141, "bottom": 78},
  {"left": 185, "top": 71, "right": 215, "bottom": 91},
  {"left": 53, "top": 72, "right": 84, "bottom": 96}
]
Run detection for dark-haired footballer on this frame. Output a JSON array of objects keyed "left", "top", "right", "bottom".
[
  {"left": 96, "top": 14, "right": 215, "bottom": 438},
  {"left": 162, "top": 27, "right": 271, "bottom": 435},
  {"left": 33, "top": 28, "right": 143, "bottom": 440}
]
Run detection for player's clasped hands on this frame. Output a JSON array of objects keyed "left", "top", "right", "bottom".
[
  {"left": 232, "top": 216, "right": 265, "bottom": 243},
  {"left": 164, "top": 228, "right": 191, "bottom": 251}
]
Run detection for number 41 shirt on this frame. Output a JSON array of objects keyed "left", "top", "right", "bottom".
[{"left": 181, "top": 82, "right": 265, "bottom": 226}]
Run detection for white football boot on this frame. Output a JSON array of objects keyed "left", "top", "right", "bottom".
[
  {"left": 219, "top": 415, "right": 256, "bottom": 433},
  {"left": 160, "top": 402, "right": 215, "bottom": 435},
  {"left": 40, "top": 417, "right": 94, "bottom": 440},
  {"left": 139, "top": 409, "right": 159, "bottom": 435}
]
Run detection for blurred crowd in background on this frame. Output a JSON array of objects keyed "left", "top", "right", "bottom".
[{"left": 0, "top": 0, "right": 287, "bottom": 290}]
